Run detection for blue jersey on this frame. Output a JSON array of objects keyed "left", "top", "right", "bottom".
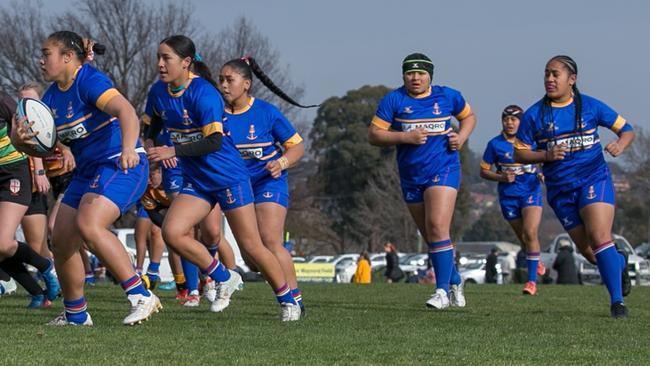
[
  {"left": 372, "top": 85, "right": 473, "bottom": 184},
  {"left": 515, "top": 94, "right": 632, "bottom": 191},
  {"left": 224, "top": 97, "right": 302, "bottom": 181},
  {"left": 481, "top": 133, "right": 540, "bottom": 198},
  {"left": 42, "top": 64, "right": 134, "bottom": 172},
  {"left": 144, "top": 74, "right": 248, "bottom": 191}
]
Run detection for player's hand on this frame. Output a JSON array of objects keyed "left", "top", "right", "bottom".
[
  {"left": 10, "top": 115, "right": 38, "bottom": 146},
  {"left": 120, "top": 148, "right": 140, "bottom": 173},
  {"left": 545, "top": 143, "right": 568, "bottom": 161},
  {"left": 500, "top": 170, "right": 516, "bottom": 183},
  {"left": 161, "top": 157, "right": 177, "bottom": 169},
  {"left": 605, "top": 141, "right": 624, "bottom": 157},
  {"left": 144, "top": 138, "right": 155, "bottom": 151},
  {"left": 537, "top": 172, "right": 545, "bottom": 184},
  {"left": 265, "top": 160, "right": 283, "bottom": 179},
  {"left": 404, "top": 128, "right": 427, "bottom": 145},
  {"left": 147, "top": 146, "right": 175, "bottom": 163},
  {"left": 34, "top": 174, "right": 50, "bottom": 194},
  {"left": 447, "top": 132, "right": 464, "bottom": 151},
  {"left": 60, "top": 146, "right": 76, "bottom": 172}
]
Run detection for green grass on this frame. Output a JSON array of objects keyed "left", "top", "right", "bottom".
[{"left": 0, "top": 282, "right": 648, "bottom": 365}]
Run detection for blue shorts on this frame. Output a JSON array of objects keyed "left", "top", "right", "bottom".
[
  {"left": 499, "top": 187, "right": 543, "bottom": 221},
  {"left": 136, "top": 202, "right": 149, "bottom": 219},
  {"left": 401, "top": 166, "right": 461, "bottom": 204},
  {"left": 181, "top": 178, "right": 254, "bottom": 211},
  {"left": 547, "top": 175, "right": 615, "bottom": 231},
  {"left": 252, "top": 174, "right": 289, "bottom": 208},
  {"left": 62, "top": 154, "right": 148, "bottom": 214},
  {"left": 162, "top": 165, "right": 183, "bottom": 194}
]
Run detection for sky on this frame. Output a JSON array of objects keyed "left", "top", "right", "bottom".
[{"left": 27, "top": 0, "right": 650, "bottom": 152}]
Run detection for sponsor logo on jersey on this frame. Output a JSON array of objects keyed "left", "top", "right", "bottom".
[
  {"left": 58, "top": 123, "right": 89, "bottom": 142},
  {"left": 239, "top": 147, "right": 263, "bottom": 159},
  {"left": 402, "top": 121, "right": 447, "bottom": 133},
  {"left": 547, "top": 134, "right": 596, "bottom": 150},
  {"left": 170, "top": 131, "right": 203, "bottom": 144}
]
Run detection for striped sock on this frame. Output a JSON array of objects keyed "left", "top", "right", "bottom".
[
  {"left": 135, "top": 267, "right": 143, "bottom": 276},
  {"left": 174, "top": 274, "right": 186, "bottom": 291},
  {"left": 120, "top": 275, "right": 150, "bottom": 297},
  {"left": 594, "top": 241, "right": 623, "bottom": 304},
  {"left": 201, "top": 258, "right": 231, "bottom": 283},
  {"left": 181, "top": 257, "right": 200, "bottom": 291},
  {"left": 207, "top": 245, "right": 219, "bottom": 258},
  {"left": 291, "top": 288, "right": 303, "bottom": 307},
  {"left": 526, "top": 251, "right": 541, "bottom": 283},
  {"left": 428, "top": 239, "right": 454, "bottom": 293},
  {"left": 275, "top": 283, "right": 295, "bottom": 304},
  {"left": 64, "top": 297, "right": 89, "bottom": 324}
]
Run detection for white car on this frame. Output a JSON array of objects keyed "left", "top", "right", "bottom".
[
  {"left": 332, "top": 254, "right": 360, "bottom": 283},
  {"left": 307, "top": 255, "right": 334, "bottom": 264}
]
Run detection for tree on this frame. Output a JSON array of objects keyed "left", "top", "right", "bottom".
[{"left": 463, "top": 205, "right": 518, "bottom": 242}]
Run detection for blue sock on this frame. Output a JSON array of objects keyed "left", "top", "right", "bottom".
[
  {"left": 181, "top": 257, "right": 200, "bottom": 291},
  {"left": 526, "top": 251, "right": 540, "bottom": 283},
  {"left": 291, "top": 288, "right": 303, "bottom": 307},
  {"left": 201, "top": 258, "right": 231, "bottom": 283},
  {"left": 146, "top": 262, "right": 161, "bottom": 282},
  {"left": 428, "top": 239, "right": 454, "bottom": 293},
  {"left": 120, "top": 275, "right": 150, "bottom": 297},
  {"left": 275, "top": 284, "right": 296, "bottom": 304},
  {"left": 63, "top": 297, "right": 89, "bottom": 324},
  {"left": 450, "top": 258, "right": 462, "bottom": 286},
  {"left": 207, "top": 245, "right": 219, "bottom": 258},
  {"left": 594, "top": 241, "right": 623, "bottom": 304}
]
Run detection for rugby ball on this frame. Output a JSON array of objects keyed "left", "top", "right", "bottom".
[{"left": 16, "top": 98, "right": 57, "bottom": 154}]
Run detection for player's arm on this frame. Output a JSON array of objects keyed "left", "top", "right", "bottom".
[
  {"left": 368, "top": 125, "right": 427, "bottom": 146},
  {"left": 101, "top": 94, "right": 140, "bottom": 171}
]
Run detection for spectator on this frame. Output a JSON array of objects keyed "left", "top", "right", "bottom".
[
  {"left": 485, "top": 247, "right": 499, "bottom": 284},
  {"left": 384, "top": 243, "right": 404, "bottom": 283},
  {"left": 352, "top": 251, "right": 371, "bottom": 284},
  {"left": 553, "top": 239, "right": 579, "bottom": 284}
]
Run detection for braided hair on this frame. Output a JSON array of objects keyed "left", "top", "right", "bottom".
[
  {"left": 223, "top": 57, "right": 318, "bottom": 109},
  {"left": 540, "top": 55, "right": 582, "bottom": 150},
  {"left": 47, "top": 31, "right": 106, "bottom": 62}
]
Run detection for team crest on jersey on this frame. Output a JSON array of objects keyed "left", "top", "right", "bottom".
[
  {"left": 262, "top": 191, "right": 273, "bottom": 199},
  {"left": 432, "top": 175, "right": 440, "bottom": 183},
  {"left": 247, "top": 124, "right": 257, "bottom": 140},
  {"left": 89, "top": 175, "right": 101, "bottom": 188},
  {"left": 66, "top": 101, "right": 75, "bottom": 119},
  {"left": 403, "top": 106, "right": 413, "bottom": 114},
  {"left": 527, "top": 195, "right": 534, "bottom": 204},
  {"left": 9, "top": 179, "right": 20, "bottom": 195},
  {"left": 432, "top": 102, "right": 441, "bottom": 116},
  {"left": 182, "top": 109, "right": 192, "bottom": 126},
  {"left": 225, "top": 189, "right": 236, "bottom": 204},
  {"left": 586, "top": 185, "right": 595, "bottom": 200}
]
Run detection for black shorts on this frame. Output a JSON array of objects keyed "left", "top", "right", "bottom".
[
  {"left": 25, "top": 191, "right": 48, "bottom": 216},
  {"left": 50, "top": 172, "right": 73, "bottom": 198},
  {"left": 0, "top": 160, "right": 32, "bottom": 206}
]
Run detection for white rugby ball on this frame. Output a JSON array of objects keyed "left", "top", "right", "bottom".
[{"left": 16, "top": 98, "right": 57, "bottom": 154}]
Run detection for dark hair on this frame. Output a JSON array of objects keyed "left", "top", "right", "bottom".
[
  {"left": 223, "top": 57, "right": 318, "bottom": 108},
  {"left": 540, "top": 55, "right": 582, "bottom": 147},
  {"left": 47, "top": 31, "right": 106, "bottom": 61},
  {"left": 358, "top": 251, "right": 370, "bottom": 262},
  {"left": 160, "top": 35, "right": 219, "bottom": 90}
]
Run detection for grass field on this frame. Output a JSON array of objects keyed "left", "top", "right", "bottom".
[{"left": 0, "top": 282, "right": 648, "bottom": 365}]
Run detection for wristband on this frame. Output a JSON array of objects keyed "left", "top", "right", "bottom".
[
  {"left": 35, "top": 169, "right": 45, "bottom": 176},
  {"left": 278, "top": 156, "right": 289, "bottom": 171}
]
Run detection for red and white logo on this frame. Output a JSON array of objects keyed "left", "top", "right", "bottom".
[{"left": 9, "top": 179, "right": 21, "bottom": 195}]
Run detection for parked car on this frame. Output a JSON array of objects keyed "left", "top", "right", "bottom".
[
  {"left": 541, "top": 233, "right": 650, "bottom": 285},
  {"left": 398, "top": 253, "right": 428, "bottom": 277},
  {"left": 307, "top": 255, "right": 335, "bottom": 264},
  {"left": 635, "top": 243, "right": 650, "bottom": 259},
  {"left": 458, "top": 255, "right": 504, "bottom": 284},
  {"left": 332, "top": 254, "right": 360, "bottom": 283}
]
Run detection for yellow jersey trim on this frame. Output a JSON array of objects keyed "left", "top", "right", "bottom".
[
  {"left": 229, "top": 97, "right": 255, "bottom": 115},
  {"left": 96, "top": 88, "right": 120, "bottom": 111},
  {"left": 407, "top": 86, "right": 432, "bottom": 99},
  {"left": 202, "top": 121, "right": 223, "bottom": 136},
  {"left": 395, "top": 116, "right": 451, "bottom": 123},
  {"left": 455, "top": 103, "right": 472, "bottom": 120},
  {"left": 371, "top": 116, "right": 391, "bottom": 130},
  {"left": 480, "top": 160, "right": 492, "bottom": 170},
  {"left": 236, "top": 142, "right": 273, "bottom": 148},
  {"left": 0, "top": 150, "right": 26, "bottom": 165},
  {"left": 282, "top": 133, "right": 303, "bottom": 148},
  {"left": 167, "top": 72, "right": 197, "bottom": 97},
  {"left": 514, "top": 138, "right": 532, "bottom": 150},
  {"left": 550, "top": 97, "right": 573, "bottom": 108},
  {"left": 56, "top": 113, "right": 93, "bottom": 130},
  {"left": 142, "top": 115, "right": 152, "bottom": 125},
  {"left": 611, "top": 116, "right": 626, "bottom": 133},
  {"left": 57, "top": 65, "right": 82, "bottom": 92}
]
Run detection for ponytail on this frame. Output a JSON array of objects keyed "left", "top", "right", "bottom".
[
  {"left": 47, "top": 31, "right": 106, "bottom": 63},
  {"left": 192, "top": 60, "right": 219, "bottom": 91},
  {"left": 224, "top": 56, "right": 319, "bottom": 108}
]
